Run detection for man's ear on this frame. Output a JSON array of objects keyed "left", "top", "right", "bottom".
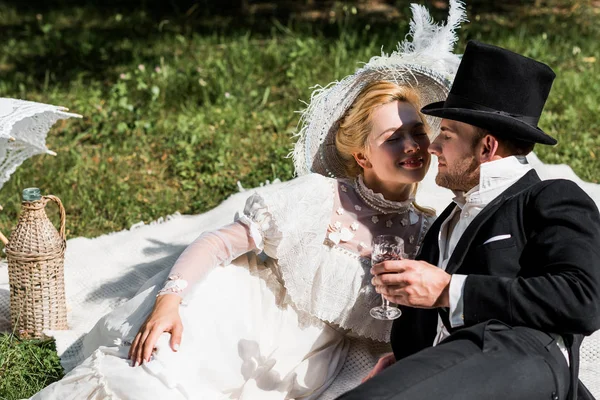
[
  {"left": 479, "top": 135, "right": 500, "bottom": 163},
  {"left": 353, "top": 152, "right": 372, "bottom": 169}
]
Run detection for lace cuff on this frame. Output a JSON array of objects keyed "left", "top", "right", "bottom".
[{"left": 156, "top": 274, "right": 188, "bottom": 297}]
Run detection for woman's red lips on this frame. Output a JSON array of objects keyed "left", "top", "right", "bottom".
[{"left": 399, "top": 157, "right": 424, "bottom": 168}]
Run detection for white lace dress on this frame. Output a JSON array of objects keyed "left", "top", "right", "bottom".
[{"left": 32, "top": 174, "right": 433, "bottom": 400}]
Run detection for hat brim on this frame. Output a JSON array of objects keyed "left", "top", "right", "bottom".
[
  {"left": 296, "top": 66, "right": 452, "bottom": 178},
  {"left": 421, "top": 101, "right": 557, "bottom": 145}
]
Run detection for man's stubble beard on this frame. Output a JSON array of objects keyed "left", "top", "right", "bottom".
[{"left": 435, "top": 156, "right": 481, "bottom": 192}]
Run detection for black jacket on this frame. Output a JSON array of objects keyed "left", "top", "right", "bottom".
[{"left": 391, "top": 170, "right": 600, "bottom": 398}]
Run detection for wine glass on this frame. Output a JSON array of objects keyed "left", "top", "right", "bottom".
[{"left": 369, "top": 235, "right": 404, "bottom": 320}]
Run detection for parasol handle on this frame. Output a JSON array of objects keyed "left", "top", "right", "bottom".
[{"left": 0, "top": 204, "right": 6, "bottom": 245}]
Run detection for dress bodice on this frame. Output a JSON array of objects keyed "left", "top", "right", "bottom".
[
  {"left": 326, "top": 176, "right": 431, "bottom": 260},
  {"left": 238, "top": 174, "right": 434, "bottom": 341}
]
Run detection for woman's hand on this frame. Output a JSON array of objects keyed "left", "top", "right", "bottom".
[
  {"left": 128, "top": 293, "right": 183, "bottom": 367},
  {"left": 362, "top": 352, "right": 396, "bottom": 383}
]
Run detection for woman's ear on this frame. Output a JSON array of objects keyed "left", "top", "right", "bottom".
[
  {"left": 353, "top": 152, "right": 371, "bottom": 169},
  {"left": 479, "top": 135, "right": 500, "bottom": 162}
]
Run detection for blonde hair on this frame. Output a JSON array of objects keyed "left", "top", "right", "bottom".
[{"left": 335, "top": 81, "right": 435, "bottom": 216}]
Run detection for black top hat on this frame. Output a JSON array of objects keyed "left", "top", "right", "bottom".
[{"left": 421, "top": 40, "right": 557, "bottom": 145}]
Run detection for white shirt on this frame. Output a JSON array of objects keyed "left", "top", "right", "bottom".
[{"left": 431, "top": 156, "right": 569, "bottom": 364}]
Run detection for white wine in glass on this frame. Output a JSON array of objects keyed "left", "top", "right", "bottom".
[{"left": 370, "top": 235, "right": 404, "bottom": 320}]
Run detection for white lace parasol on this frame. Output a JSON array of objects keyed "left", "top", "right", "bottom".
[{"left": 0, "top": 98, "right": 82, "bottom": 191}]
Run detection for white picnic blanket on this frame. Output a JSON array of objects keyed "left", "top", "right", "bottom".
[{"left": 0, "top": 153, "right": 599, "bottom": 396}]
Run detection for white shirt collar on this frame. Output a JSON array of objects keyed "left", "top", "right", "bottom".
[{"left": 453, "top": 156, "right": 532, "bottom": 209}]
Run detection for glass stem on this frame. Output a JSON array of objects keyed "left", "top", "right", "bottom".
[{"left": 381, "top": 295, "right": 389, "bottom": 310}]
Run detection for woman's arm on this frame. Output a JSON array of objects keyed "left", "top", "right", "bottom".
[{"left": 129, "top": 221, "right": 258, "bottom": 366}]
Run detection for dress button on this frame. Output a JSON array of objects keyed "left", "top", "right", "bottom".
[{"left": 551, "top": 392, "right": 558, "bottom": 400}]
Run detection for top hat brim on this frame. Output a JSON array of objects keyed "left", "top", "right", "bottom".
[{"left": 421, "top": 102, "right": 557, "bottom": 145}]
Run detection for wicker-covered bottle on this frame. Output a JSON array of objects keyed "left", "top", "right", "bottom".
[{"left": 6, "top": 187, "right": 67, "bottom": 338}]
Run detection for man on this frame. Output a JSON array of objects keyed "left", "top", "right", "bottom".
[{"left": 339, "top": 41, "right": 600, "bottom": 399}]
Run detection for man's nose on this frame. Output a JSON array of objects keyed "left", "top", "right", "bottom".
[{"left": 428, "top": 139, "right": 441, "bottom": 156}]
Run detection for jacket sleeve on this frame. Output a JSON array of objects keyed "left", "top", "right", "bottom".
[{"left": 463, "top": 180, "right": 600, "bottom": 335}]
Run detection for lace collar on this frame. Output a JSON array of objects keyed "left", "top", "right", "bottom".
[{"left": 354, "top": 175, "right": 414, "bottom": 214}]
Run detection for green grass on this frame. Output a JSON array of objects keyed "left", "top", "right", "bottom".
[
  {"left": 0, "top": 0, "right": 598, "bottom": 398},
  {"left": 0, "top": 334, "right": 63, "bottom": 400}
]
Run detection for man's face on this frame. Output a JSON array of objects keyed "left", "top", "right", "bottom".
[{"left": 428, "top": 119, "right": 482, "bottom": 192}]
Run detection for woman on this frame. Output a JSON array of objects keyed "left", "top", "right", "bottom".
[{"left": 32, "top": 3, "right": 465, "bottom": 399}]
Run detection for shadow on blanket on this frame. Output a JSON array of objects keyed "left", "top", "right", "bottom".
[{"left": 83, "top": 241, "right": 187, "bottom": 304}]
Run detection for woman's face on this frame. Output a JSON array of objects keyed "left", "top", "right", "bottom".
[{"left": 361, "top": 100, "right": 431, "bottom": 187}]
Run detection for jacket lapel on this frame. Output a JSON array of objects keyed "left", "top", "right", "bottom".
[
  {"left": 444, "top": 170, "right": 541, "bottom": 275},
  {"left": 417, "top": 202, "right": 456, "bottom": 262}
]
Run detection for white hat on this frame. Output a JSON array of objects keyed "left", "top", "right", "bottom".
[{"left": 292, "top": 0, "right": 467, "bottom": 178}]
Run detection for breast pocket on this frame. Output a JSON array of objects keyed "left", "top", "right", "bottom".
[
  {"left": 470, "top": 236, "right": 519, "bottom": 275},
  {"left": 480, "top": 236, "right": 516, "bottom": 250}
]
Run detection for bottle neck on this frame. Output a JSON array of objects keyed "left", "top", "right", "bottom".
[{"left": 22, "top": 187, "right": 41, "bottom": 202}]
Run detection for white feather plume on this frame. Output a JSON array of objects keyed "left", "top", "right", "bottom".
[{"left": 380, "top": 0, "right": 468, "bottom": 78}]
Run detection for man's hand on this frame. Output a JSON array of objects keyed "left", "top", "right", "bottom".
[
  {"left": 371, "top": 259, "right": 451, "bottom": 308},
  {"left": 362, "top": 352, "right": 396, "bottom": 383}
]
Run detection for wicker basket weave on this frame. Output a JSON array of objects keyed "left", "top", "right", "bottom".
[{"left": 6, "top": 195, "right": 67, "bottom": 338}]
